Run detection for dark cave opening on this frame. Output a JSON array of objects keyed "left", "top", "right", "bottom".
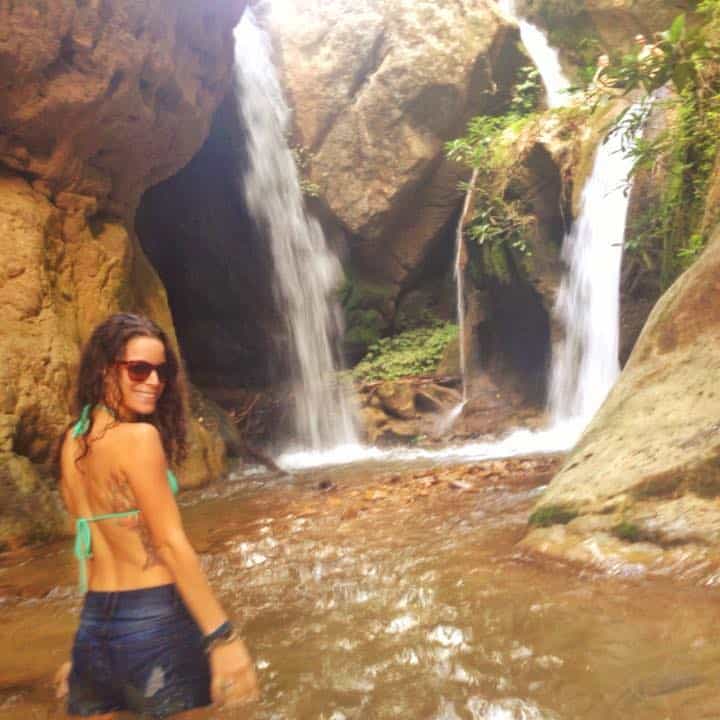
[
  {"left": 135, "top": 95, "right": 281, "bottom": 390},
  {"left": 484, "top": 277, "right": 552, "bottom": 406}
]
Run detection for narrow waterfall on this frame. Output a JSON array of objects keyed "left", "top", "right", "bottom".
[
  {"left": 497, "top": 0, "right": 572, "bottom": 108},
  {"left": 548, "top": 115, "right": 643, "bottom": 426},
  {"left": 233, "top": 11, "right": 357, "bottom": 452},
  {"left": 455, "top": 168, "right": 480, "bottom": 404}
]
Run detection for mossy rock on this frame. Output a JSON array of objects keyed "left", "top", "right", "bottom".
[
  {"left": 340, "top": 275, "right": 395, "bottom": 360},
  {"left": 528, "top": 504, "right": 578, "bottom": 527},
  {"left": 612, "top": 520, "right": 642, "bottom": 542}
]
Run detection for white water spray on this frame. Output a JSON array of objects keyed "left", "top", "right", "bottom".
[
  {"left": 233, "top": 11, "right": 357, "bottom": 453},
  {"left": 548, "top": 109, "right": 645, "bottom": 427},
  {"left": 497, "top": 0, "right": 572, "bottom": 108}
]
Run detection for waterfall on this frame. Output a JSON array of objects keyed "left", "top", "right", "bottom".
[
  {"left": 455, "top": 168, "right": 480, "bottom": 404},
  {"left": 233, "top": 10, "right": 358, "bottom": 453},
  {"left": 497, "top": 0, "right": 572, "bottom": 108},
  {"left": 548, "top": 111, "right": 644, "bottom": 426}
]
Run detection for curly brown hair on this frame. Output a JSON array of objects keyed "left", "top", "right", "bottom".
[{"left": 70, "top": 313, "right": 188, "bottom": 465}]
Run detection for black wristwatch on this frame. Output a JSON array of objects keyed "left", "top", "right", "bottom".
[{"left": 202, "top": 620, "right": 237, "bottom": 654}]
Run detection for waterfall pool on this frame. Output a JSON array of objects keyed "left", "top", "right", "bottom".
[{"left": 2, "top": 456, "right": 719, "bottom": 719}]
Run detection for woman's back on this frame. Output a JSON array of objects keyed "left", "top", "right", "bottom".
[{"left": 60, "top": 416, "right": 175, "bottom": 592}]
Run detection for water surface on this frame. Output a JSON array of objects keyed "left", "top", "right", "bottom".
[{"left": 1, "top": 458, "right": 719, "bottom": 719}]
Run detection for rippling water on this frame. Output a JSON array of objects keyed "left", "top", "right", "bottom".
[{"left": 2, "top": 459, "right": 720, "bottom": 719}]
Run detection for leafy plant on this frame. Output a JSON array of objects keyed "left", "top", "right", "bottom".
[
  {"left": 444, "top": 65, "right": 541, "bottom": 285},
  {"left": 352, "top": 322, "right": 458, "bottom": 382},
  {"left": 607, "top": 3, "right": 720, "bottom": 286}
]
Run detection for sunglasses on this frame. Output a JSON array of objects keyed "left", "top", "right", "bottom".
[{"left": 115, "top": 360, "right": 174, "bottom": 383}]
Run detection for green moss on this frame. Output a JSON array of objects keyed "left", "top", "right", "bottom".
[
  {"left": 444, "top": 66, "right": 544, "bottom": 286},
  {"left": 528, "top": 504, "right": 578, "bottom": 527},
  {"left": 612, "top": 520, "right": 642, "bottom": 543},
  {"left": 340, "top": 276, "right": 394, "bottom": 313},
  {"left": 340, "top": 275, "right": 395, "bottom": 358},
  {"left": 352, "top": 322, "right": 459, "bottom": 382},
  {"left": 345, "top": 309, "right": 384, "bottom": 348}
]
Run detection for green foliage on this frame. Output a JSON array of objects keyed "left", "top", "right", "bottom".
[
  {"left": 340, "top": 276, "right": 394, "bottom": 357},
  {"left": 612, "top": 520, "right": 642, "bottom": 543},
  {"left": 528, "top": 504, "right": 578, "bottom": 527},
  {"left": 344, "top": 309, "right": 384, "bottom": 349},
  {"left": 510, "top": 66, "right": 543, "bottom": 115},
  {"left": 352, "top": 322, "right": 458, "bottom": 382},
  {"left": 607, "top": 2, "right": 720, "bottom": 287},
  {"left": 445, "top": 65, "right": 541, "bottom": 284}
]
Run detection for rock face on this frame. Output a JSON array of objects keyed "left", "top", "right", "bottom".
[
  {"left": 516, "top": 0, "right": 695, "bottom": 54},
  {"left": 1, "top": 0, "right": 245, "bottom": 219},
  {"left": 266, "top": 0, "right": 527, "bottom": 289},
  {"left": 0, "top": 0, "right": 246, "bottom": 546},
  {"left": 523, "top": 219, "right": 720, "bottom": 576}
]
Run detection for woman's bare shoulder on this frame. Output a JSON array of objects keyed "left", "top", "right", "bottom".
[
  {"left": 112, "top": 423, "right": 167, "bottom": 476},
  {"left": 114, "top": 421, "right": 163, "bottom": 445}
]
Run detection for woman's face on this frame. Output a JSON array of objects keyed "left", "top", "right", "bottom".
[{"left": 110, "top": 336, "right": 168, "bottom": 420}]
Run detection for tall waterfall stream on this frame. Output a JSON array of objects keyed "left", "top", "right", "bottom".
[{"left": 233, "top": 10, "right": 358, "bottom": 457}]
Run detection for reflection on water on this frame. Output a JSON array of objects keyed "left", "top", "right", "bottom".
[{"left": 2, "top": 459, "right": 720, "bottom": 719}]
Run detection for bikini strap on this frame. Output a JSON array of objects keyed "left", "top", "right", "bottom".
[
  {"left": 71, "top": 404, "right": 92, "bottom": 438},
  {"left": 74, "top": 510, "right": 139, "bottom": 594},
  {"left": 74, "top": 518, "right": 92, "bottom": 594},
  {"left": 167, "top": 469, "right": 179, "bottom": 495}
]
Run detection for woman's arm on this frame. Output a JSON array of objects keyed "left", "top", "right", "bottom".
[
  {"left": 119, "top": 423, "right": 226, "bottom": 634},
  {"left": 120, "top": 424, "right": 258, "bottom": 704}
]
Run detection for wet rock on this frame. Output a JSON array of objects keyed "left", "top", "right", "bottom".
[
  {"left": 0, "top": 0, "right": 248, "bottom": 546},
  {"left": 414, "top": 385, "right": 462, "bottom": 414},
  {"left": 266, "top": 0, "right": 526, "bottom": 287},
  {"left": 525, "top": 222, "right": 720, "bottom": 565},
  {"left": 375, "top": 382, "right": 417, "bottom": 420}
]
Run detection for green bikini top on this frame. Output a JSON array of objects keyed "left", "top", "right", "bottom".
[{"left": 70, "top": 404, "right": 179, "bottom": 593}]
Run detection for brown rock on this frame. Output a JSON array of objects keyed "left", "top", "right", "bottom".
[
  {"left": 515, "top": 0, "right": 695, "bottom": 54},
  {"left": 525, "top": 221, "right": 720, "bottom": 560},
  {"left": 267, "top": 0, "right": 526, "bottom": 286},
  {"left": 0, "top": 2, "right": 248, "bottom": 546},
  {"left": 375, "top": 381, "right": 416, "bottom": 419},
  {"left": 0, "top": 0, "right": 246, "bottom": 219},
  {"left": 414, "top": 384, "right": 462, "bottom": 414}
]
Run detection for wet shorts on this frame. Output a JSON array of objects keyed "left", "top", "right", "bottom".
[{"left": 68, "top": 584, "right": 211, "bottom": 718}]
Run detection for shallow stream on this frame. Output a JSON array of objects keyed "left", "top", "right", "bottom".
[{"left": 1, "top": 457, "right": 719, "bottom": 719}]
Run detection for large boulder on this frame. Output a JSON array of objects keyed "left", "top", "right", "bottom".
[
  {"left": 522, "top": 219, "right": 720, "bottom": 576},
  {"left": 266, "top": 0, "right": 527, "bottom": 289},
  {"left": 0, "top": 0, "right": 245, "bottom": 219},
  {"left": 0, "top": 0, "right": 247, "bottom": 546}
]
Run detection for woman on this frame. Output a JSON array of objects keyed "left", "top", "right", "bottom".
[{"left": 57, "top": 313, "right": 258, "bottom": 717}]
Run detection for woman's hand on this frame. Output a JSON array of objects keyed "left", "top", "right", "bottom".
[
  {"left": 54, "top": 661, "right": 71, "bottom": 699},
  {"left": 210, "top": 638, "right": 259, "bottom": 706}
]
